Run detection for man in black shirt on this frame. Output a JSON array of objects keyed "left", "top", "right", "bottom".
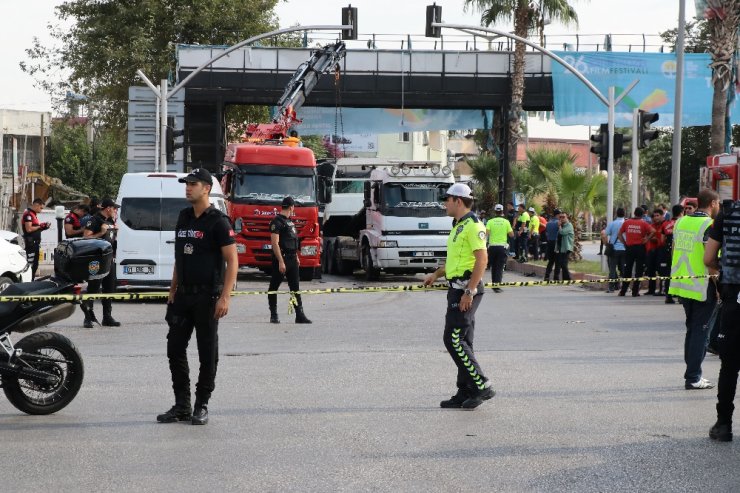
[
  {"left": 268, "top": 196, "right": 312, "bottom": 324},
  {"left": 22, "top": 198, "right": 50, "bottom": 280},
  {"left": 157, "top": 168, "right": 237, "bottom": 426},
  {"left": 83, "top": 197, "right": 120, "bottom": 327}
]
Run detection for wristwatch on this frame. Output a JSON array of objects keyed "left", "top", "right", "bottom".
[{"left": 464, "top": 287, "right": 477, "bottom": 297}]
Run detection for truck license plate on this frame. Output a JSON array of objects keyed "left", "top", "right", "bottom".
[
  {"left": 123, "top": 265, "right": 154, "bottom": 275},
  {"left": 412, "top": 251, "right": 434, "bottom": 257}
]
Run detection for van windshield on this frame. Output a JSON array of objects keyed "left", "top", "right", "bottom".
[{"left": 120, "top": 198, "right": 190, "bottom": 231}]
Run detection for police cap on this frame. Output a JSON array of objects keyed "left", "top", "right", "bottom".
[
  {"left": 179, "top": 168, "right": 213, "bottom": 186},
  {"left": 282, "top": 196, "right": 295, "bottom": 208}
]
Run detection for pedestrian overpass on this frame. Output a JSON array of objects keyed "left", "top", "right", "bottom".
[{"left": 173, "top": 44, "right": 555, "bottom": 168}]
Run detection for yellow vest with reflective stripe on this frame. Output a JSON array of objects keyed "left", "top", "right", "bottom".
[{"left": 668, "top": 215, "right": 713, "bottom": 301}]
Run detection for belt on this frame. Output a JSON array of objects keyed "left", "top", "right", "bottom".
[
  {"left": 177, "top": 284, "right": 223, "bottom": 295},
  {"left": 488, "top": 243, "right": 508, "bottom": 247}
]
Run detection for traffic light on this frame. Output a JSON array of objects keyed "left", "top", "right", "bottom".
[
  {"left": 166, "top": 116, "right": 184, "bottom": 165},
  {"left": 341, "top": 5, "right": 358, "bottom": 40},
  {"left": 637, "top": 110, "right": 659, "bottom": 149},
  {"left": 590, "top": 123, "right": 608, "bottom": 171},
  {"left": 614, "top": 132, "right": 631, "bottom": 160},
  {"left": 425, "top": 3, "right": 442, "bottom": 38}
]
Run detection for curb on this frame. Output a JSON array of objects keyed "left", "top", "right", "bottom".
[{"left": 505, "top": 258, "right": 612, "bottom": 292}]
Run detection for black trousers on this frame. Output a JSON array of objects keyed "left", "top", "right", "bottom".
[
  {"left": 443, "top": 284, "right": 487, "bottom": 393},
  {"left": 166, "top": 292, "right": 220, "bottom": 404},
  {"left": 86, "top": 262, "right": 116, "bottom": 318},
  {"left": 268, "top": 253, "right": 302, "bottom": 310},
  {"left": 24, "top": 239, "right": 39, "bottom": 280},
  {"left": 716, "top": 284, "right": 740, "bottom": 423},
  {"left": 620, "top": 244, "right": 646, "bottom": 295},
  {"left": 544, "top": 241, "right": 557, "bottom": 280},
  {"left": 530, "top": 234, "right": 540, "bottom": 259},
  {"left": 488, "top": 245, "right": 508, "bottom": 284},
  {"left": 554, "top": 252, "right": 571, "bottom": 281},
  {"left": 645, "top": 248, "right": 668, "bottom": 293}
]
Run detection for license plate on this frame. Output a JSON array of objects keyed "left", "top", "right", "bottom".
[
  {"left": 412, "top": 251, "right": 434, "bottom": 257},
  {"left": 262, "top": 244, "right": 273, "bottom": 250},
  {"left": 123, "top": 265, "right": 154, "bottom": 275}
]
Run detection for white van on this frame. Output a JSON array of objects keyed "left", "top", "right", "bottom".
[{"left": 115, "top": 172, "right": 226, "bottom": 288}]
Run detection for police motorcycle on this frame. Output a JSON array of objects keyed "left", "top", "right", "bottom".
[{"left": 0, "top": 239, "right": 112, "bottom": 414}]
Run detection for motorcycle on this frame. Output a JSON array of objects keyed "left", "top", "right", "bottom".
[{"left": 0, "top": 239, "right": 112, "bottom": 415}]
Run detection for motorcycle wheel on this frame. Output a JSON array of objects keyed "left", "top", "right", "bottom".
[{"left": 2, "top": 331, "right": 84, "bottom": 415}]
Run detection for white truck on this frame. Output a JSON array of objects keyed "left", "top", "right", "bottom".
[{"left": 322, "top": 159, "right": 454, "bottom": 280}]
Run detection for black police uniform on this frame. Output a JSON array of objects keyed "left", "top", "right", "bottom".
[
  {"left": 268, "top": 212, "right": 311, "bottom": 323},
  {"left": 84, "top": 212, "right": 118, "bottom": 323},
  {"left": 22, "top": 208, "right": 44, "bottom": 279},
  {"left": 708, "top": 204, "right": 740, "bottom": 440},
  {"left": 166, "top": 205, "right": 234, "bottom": 410}
]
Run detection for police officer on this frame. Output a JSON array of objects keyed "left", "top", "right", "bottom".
[
  {"left": 668, "top": 188, "right": 720, "bottom": 390},
  {"left": 528, "top": 207, "right": 540, "bottom": 260},
  {"left": 424, "top": 183, "right": 494, "bottom": 410},
  {"left": 704, "top": 194, "right": 740, "bottom": 442},
  {"left": 22, "top": 198, "right": 50, "bottom": 280},
  {"left": 64, "top": 203, "right": 89, "bottom": 239},
  {"left": 486, "top": 204, "right": 513, "bottom": 293},
  {"left": 157, "top": 168, "right": 238, "bottom": 426},
  {"left": 268, "top": 196, "right": 312, "bottom": 324},
  {"left": 83, "top": 197, "right": 121, "bottom": 328}
]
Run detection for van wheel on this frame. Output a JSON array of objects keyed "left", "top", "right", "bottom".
[{"left": 299, "top": 267, "right": 314, "bottom": 282}]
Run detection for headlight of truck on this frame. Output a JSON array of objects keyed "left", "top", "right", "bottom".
[
  {"left": 236, "top": 244, "right": 246, "bottom": 254},
  {"left": 301, "top": 245, "right": 317, "bottom": 256},
  {"left": 379, "top": 240, "right": 398, "bottom": 248}
]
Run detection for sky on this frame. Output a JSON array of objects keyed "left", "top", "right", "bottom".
[{"left": 0, "top": 0, "right": 698, "bottom": 113}]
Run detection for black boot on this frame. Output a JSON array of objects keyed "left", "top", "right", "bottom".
[
  {"left": 102, "top": 302, "right": 121, "bottom": 327},
  {"left": 157, "top": 396, "right": 191, "bottom": 423},
  {"left": 270, "top": 308, "right": 280, "bottom": 324},
  {"left": 295, "top": 306, "right": 312, "bottom": 324},
  {"left": 192, "top": 401, "right": 208, "bottom": 425},
  {"left": 440, "top": 388, "right": 469, "bottom": 408},
  {"left": 710, "top": 420, "right": 733, "bottom": 442}
]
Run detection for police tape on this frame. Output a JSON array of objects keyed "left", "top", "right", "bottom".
[{"left": 0, "top": 275, "right": 717, "bottom": 302}]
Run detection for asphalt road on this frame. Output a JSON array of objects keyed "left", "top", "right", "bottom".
[{"left": 1, "top": 269, "right": 738, "bottom": 492}]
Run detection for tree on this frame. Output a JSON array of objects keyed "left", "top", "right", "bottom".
[
  {"left": 463, "top": 0, "right": 579, "bottom": 202},
  {"left": 465, "top": 155, "right": 500, "bottom": 213},
  {"left": 22, "top": 0, "right": 281, "bottom": 129},
  {"left": 703, "top": 1, "right": 740, "bottom": 153},
  {"left": 47, "top": 121, "right": 127, "bottom": 199}
]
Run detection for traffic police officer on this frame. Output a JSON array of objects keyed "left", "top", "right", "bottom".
[
  {"left": 22, "top": 198, "right": 50, "bottom": 280},
  {"left": 64, "top": 203, "right": 89, "bottom": 239},
  {"left": 486, "top": 203, "right": 513, "bottom": 293},
  {"left": 424, "top": 183, "right": 495, "bottom": 410},
  {"left": 157, "top": 168, "right": 238, "bottom": 426},
  {"left": 668, "top": 188, "right": 719, "bottom": 390},
  {"left": 705, "top": 193, "right": 740, "bottom": 442},
  {"left": 83, "top": 197, "right": 121, "bottom": 328},
  {"left": 268, "top": 196, "right": 312, "bottom": 324}
]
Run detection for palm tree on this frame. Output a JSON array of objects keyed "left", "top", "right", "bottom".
[
  {"left": 466, "top": 155, "right": 500, "bottom": 213},
  {"left": 463, "top": 0, "right": 579, "bottom": 201},
  {"left": 705, "top": 1, "right": 740, "bottom": 153}
]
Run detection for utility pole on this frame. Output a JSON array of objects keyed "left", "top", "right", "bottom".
[
  {"left": 671, "top": 0, "right": 686, "bottom": 204},
  {"left": 39, "top": 114, "right": 45, "bottom": 176},
  {"left": 631, "top": 108, "right": 639, "bottom": 211}
]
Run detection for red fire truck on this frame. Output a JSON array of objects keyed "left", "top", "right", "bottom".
[{"left": 219, "top": 42, "right": 345, "bottom": 280}]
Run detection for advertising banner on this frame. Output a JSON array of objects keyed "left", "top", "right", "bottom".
[{"left": 551, "top": 51, "right": 740, "bottom": 127}]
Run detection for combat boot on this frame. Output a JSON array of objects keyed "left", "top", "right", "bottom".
[
  {"left": 270, "top": 309, "right": 280, "bottom": 324},
  {"left": 295, "top": 306, "right": 312, "bottom": 324}
]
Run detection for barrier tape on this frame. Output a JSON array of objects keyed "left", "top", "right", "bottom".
[{"left": 0, "top": 275, "right": 717, "bottom": 302}]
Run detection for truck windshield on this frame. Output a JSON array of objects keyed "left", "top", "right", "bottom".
[
  {"left": 232, "top": 173, "right": 316, "bottom": 205},
  {"left": 335, "top": 180, "right": 365, "bottom": 194},
  {"left": 381, "top": 183, "right": 449, "bottom": 217}
]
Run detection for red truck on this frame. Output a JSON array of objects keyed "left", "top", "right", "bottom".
[{"left": 221, "top": 143, "right": 327, "bottom": 280}]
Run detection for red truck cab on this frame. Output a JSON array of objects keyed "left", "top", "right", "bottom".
[{"left": 221, "top": 142, "right": 325, "bottom": 281}]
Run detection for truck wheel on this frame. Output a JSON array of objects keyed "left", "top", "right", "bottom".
[
  {"left": 299, "top": 267, "right": 314, "bottom": 282},
  {"left": 325, "top": 242, "right": 335, "bottom": 275},
  {"left": 322, "top": 242, "right": 331, "bottom": 274},
  {"left": 362, "top": 245, "right": 380, "bottom": 281}
]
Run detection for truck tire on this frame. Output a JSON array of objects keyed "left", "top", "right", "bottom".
[
  {"left": 322, "top": 241, "right": 331, "bottom": 274},
  {"left": 299, "top": 267, "right": 314, "bottom": 282},
  {"left": 335, "top": 249, "right": 354, "bottom": 276},
  {"left": 325, "top": 242, "right": 335, "bottom": 275},
  {"left": 362, "top": 244, "right": 380, "bottom": 281}
]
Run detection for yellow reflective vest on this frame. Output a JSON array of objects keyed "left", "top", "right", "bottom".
[{"left": 668, "top": 215, "right": 713, "bottom": 301}]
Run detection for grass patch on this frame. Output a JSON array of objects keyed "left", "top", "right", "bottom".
[{"left": 528, "top": 259, "right": 606, "bottom": 275}]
